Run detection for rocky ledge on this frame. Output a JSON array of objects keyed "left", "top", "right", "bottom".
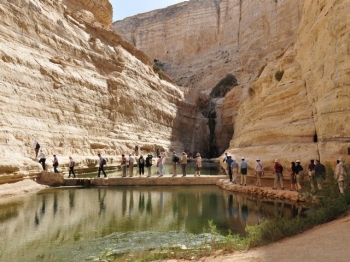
[{"left": 216, "top": 179, "right": 307, "bottom": 202}]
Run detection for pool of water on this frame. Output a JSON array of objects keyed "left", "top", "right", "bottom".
[{"left": 0, "top": 186, "right": 304, "bottom": 261}]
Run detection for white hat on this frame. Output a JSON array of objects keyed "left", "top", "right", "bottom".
[
  {"left": 232, "top": 158, "right": 236, "bottom": 161},
  {"left": 256, "top": 158, "right": 260, "bottom": 161},
  {"left": 274, "top": 159, "right": 278, "bottom": 162},
  {"left": 241, "top": 157, "right": 245, "bottom": 160},
  {"left": 338, "top": 156, "right": 343, "bottom": 161},
  {"left": 296, "top": 160, "right": 300, "bottom": 163}
]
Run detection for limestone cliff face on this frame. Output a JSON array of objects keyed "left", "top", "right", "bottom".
[
  {"left": 0, "top": 0, "right": 195, "bottom": 178},
  {"left": 113, "top": 0, "right": 304, "bottom": 156},
  {"left": 113, "top": 0, "right": 303, "bottom": 91},
  {"left": 226, "top": 0, "right": 350, "bottom": 169},
  {"left": 114, "top": 0, "right": 350, "bottom": 168},
  {"left": 62, "top": 0, "right": 112, "bottom": 27}
]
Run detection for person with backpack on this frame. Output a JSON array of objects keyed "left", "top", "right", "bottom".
[
  {"left": 226, "top": 156, "right": 233, "bottom": 181},
  {"left": 52, "top": 154, "right": 59, "bottom": 173},
  {"left": 172, "top": 151, "right": 179, "bottom": 177},
  {"left": 240, "top": 157, "right": 248, "bottom": 186},
  {"left": 145, "top": 154, "right": 153, "bottom": 177},
  {"left": 254, "top": 158, "right": 264, "bottom": 187},
  {"left": 180, "top": 152, "right": 188, "bottom": 177},
  {"left": 295, "top": 160, "right": 304, "bottom": 191},
  {"left": 273, "top": 159, "right": 284, "bottom": 190},
  {"left": 97, "top": 153, "right": 107, "bottom": 178},
  {"left": 138, "top": 155, "right": 145, "bottom": 176},
  {"left": 314, "top": 159, "right": 326, "bottom": 190},
  {"left": 290, "top": 162, "right": 298, "bottom": 191},
  {"left": 68, "top": 156, "right": 76, "bottom": 178},
  {"left": 34, "top": 140, "right": 40, "bottom": 158}
]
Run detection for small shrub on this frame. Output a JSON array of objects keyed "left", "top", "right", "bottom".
[
  {"left": 210, "top": 74, "right": 238, "bottom": 98},
  {"left": 274, "top": 70, "right": 284, "bottom": 81}
]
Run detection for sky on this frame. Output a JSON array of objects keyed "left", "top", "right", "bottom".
[{"left": 110, "top": 0, "right": 188, "bottom": 21}]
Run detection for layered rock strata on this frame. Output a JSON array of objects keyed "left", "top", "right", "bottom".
[
  {"left": 225, "top": 0, "right": 350, "bottom": 170},
  {"left": 113, "top": 0, "right": 304, "bottom": 156},
  {"left": 114, "top": 0, "right": 350, "bottom": 168},
  {"left": 0, "top": 0, "right": 195, "bottom": 179}
]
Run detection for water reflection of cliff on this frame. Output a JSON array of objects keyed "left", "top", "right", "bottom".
[{"left": 0, "top": 186, "right": 304, "bottom": 261}]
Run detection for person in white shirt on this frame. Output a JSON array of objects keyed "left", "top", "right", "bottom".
[
  {"left": 254, "top": 158, "right": 264, "bottom": 187},
  {"left": 129, "top": 154, "right": 135, "bottom": 177},
  {"left": 68, "top": 156, "right": 76, "bottom": 178},
  {"left": 195, "top": 153, "right": 202, "bottom": 177},
  {"left": 38, "top": 150, "right": 46, "bottom": 170}
]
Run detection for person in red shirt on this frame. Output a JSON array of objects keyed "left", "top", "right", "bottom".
[{"left": 273, "top": 159, "right": 284, "bottom": 190}]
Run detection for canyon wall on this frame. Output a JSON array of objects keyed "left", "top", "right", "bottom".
[
  {"left": 114, "top": 0, "right": 350, "bottom": 169},
  {"left": 113, "top": 0, "right": 304, "bottom": 157},
  {"left": 113, "top": 0, "right": 303, "bottom": 91},
  {"left": 0, "top": 0, "right": 196, "bottom": 178},
  {"left": 226, "top": 0, "right": 350, "bottom": 169}
]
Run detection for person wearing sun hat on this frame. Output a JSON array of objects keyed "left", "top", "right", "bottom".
[
  {"left": 180, "top": 152, "right": 188, "bottom": 177},
  {"left": 195, "top": 153, "right": 202, "bottom": 177}
]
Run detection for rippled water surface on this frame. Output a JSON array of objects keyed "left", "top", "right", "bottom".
[{"left": 0, "top": 186, "right": 304, "bottom": 261}]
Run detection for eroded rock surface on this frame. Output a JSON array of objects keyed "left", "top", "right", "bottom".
[
  {"left": 0, "top": 0, "right": 196, "bottom": 179},
  {"left": 114, "top": 0, "right": 350, "bottom": 168}
]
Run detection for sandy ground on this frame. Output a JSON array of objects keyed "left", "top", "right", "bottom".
[
  {"left": 162, "top": 212, "right": 350, "bottom": 262},
  {"left": 0, "top": 179, "right": 48, "bottom": 198}
]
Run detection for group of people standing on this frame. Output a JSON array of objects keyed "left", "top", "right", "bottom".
[
  {"left": 170, "top": 151, "right": 202, "bottom": 177},
  {"left": 223, "top": 153, "right": 347, "bottom": 194},
  {"left": 119, "top": 150, "right": 203, "bottom": 178},
  {"left": 120, "top": 153, "right": 155, "bottom": 178}
]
